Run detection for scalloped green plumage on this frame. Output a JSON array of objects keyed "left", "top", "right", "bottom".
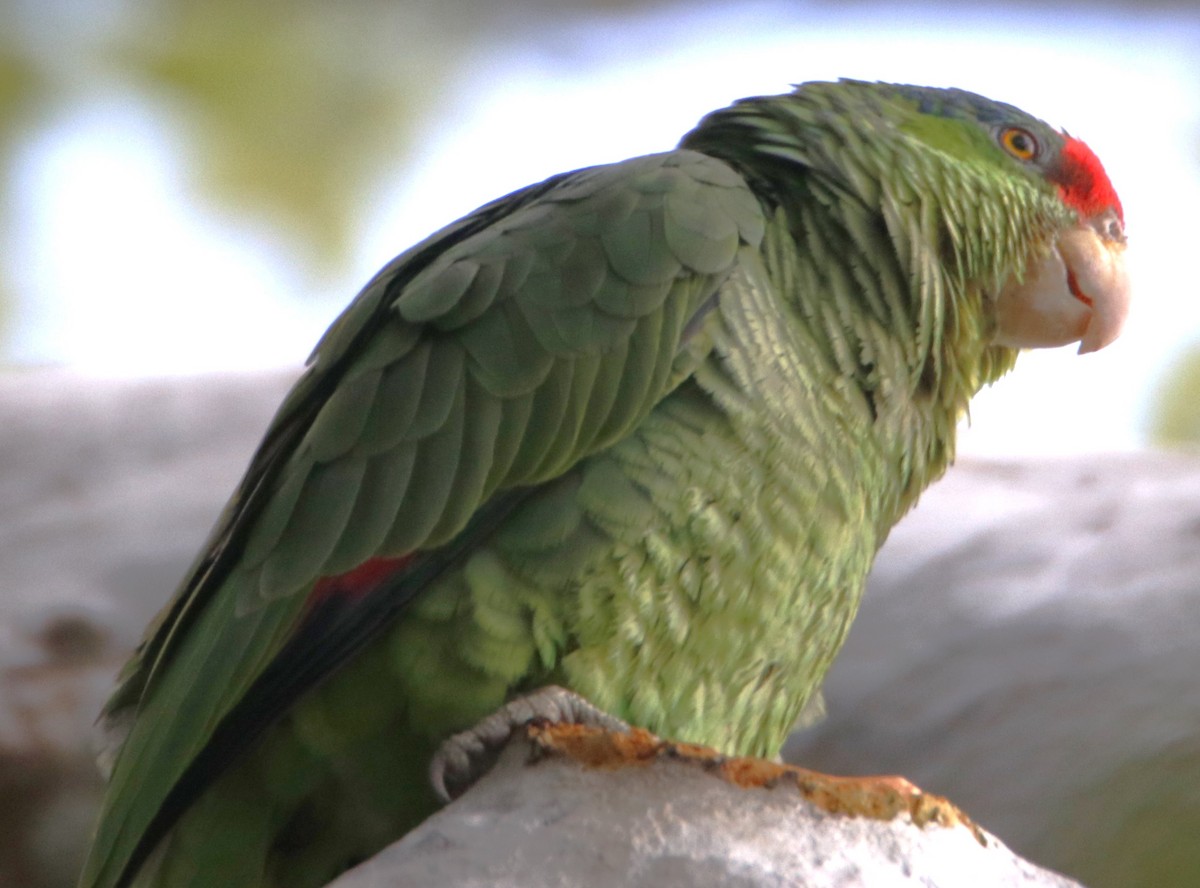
[{"left": 79, "top": 81, "right": 1114, "bottom": 888}]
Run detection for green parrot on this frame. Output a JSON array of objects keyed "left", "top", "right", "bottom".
[{"left": 79, "top": 79, "right": 1128, "bottom": 888}]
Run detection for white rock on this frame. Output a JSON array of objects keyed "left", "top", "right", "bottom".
[
  {"left": 329, "top": 731, "right": 1082, "bottom": 888},
  {"left": 0, "top": 370, "right": 293, "bottom": 887},
  {"left": 2, "top": 370, "right": 1195, "bottom": 886}
]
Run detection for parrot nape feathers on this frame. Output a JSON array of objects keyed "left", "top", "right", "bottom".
[{"left": 79, "top": 79, "right": 1128, "bottom": 888}]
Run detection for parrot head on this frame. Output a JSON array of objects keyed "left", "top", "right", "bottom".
[
  {"left": 955, "top": 97, "right": 1128, "bottom": 355},
  {"left": 885, "top": 85, "right": 1128, "bottom": 356},
  {"left": 990, "top": 130, "right": 1128, "bottom": 354},
  {"left": 887, "top": 84, "right": 1128, "bottom": 356},
  {"left": 694, "top": 81, "right": 1131, "bottom": 358}
]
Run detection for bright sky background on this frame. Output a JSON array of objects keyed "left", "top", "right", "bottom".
[{"left": 9, "top": 2, "right": 1200, "bottom": 457}]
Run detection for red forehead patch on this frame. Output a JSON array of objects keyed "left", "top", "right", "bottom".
[{"left": 1057, "top": 136, "right": 1123, "bottom": 224}]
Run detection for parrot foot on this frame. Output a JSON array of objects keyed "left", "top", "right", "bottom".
[{"left": 430, "top": 685, "right": 629, "bottom": 803}]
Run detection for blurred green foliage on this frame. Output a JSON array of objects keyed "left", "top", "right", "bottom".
[
  {"left": 0, "top": 40, "right": 44, "bottom": 123},
  {"left": 1, "top": 0, "right": 453, "bottom": 279},
  {"left": 0, "top": 36, "right": 49, "bottom": 337},
  {"left": 0, "top": 0, "right": 505, "bottom": 364},
  {"left": 1051, "top": 739, "right": 1200, "bottom": 888},
  {"left": 1148, "top": 346, "right": 1200, "bottom": 446},
  {"left": 102, "top": 0, "right": 441, "bottom": 270},
  {"left": 0, "top": 0, "right": 677, "bottom": 360}
]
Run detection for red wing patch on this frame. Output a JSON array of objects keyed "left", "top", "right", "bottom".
[{"left": 310, "top": 555, "right": 416, "bottom": 606}]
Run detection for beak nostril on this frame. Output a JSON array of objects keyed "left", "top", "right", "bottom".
[{"left": 1091, "top": 211, "right": 1125, "bottom": 246}]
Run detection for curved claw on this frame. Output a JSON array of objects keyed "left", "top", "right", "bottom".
[{"left": 429, "top": 685, "right": 630, "bottom": 803}]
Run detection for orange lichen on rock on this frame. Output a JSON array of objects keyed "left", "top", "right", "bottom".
[
  {"left": 526, "top": 722, "right": 665, "bottom": 768},
  {"left": 525, "top": 721, "right": 985, "bottom": 846}
]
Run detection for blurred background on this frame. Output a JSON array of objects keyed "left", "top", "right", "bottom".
[
  {"left": 2, "top": 2, "right": 1200, "bottom": 887},
  {"left": 1, "top": 0, "right": 1198, "bottom": 451}
]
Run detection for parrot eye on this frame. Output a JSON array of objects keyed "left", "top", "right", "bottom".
[{"left": 999, "top": 127, "right": 1039, "bottom": 161}]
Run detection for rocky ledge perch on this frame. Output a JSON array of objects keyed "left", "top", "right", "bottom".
[
  {"left": 4, "top": 370, "right": 1199, "bottom": 886},
  {"left": 330, "top": 721, "right": 1079, "bottom": 887}
]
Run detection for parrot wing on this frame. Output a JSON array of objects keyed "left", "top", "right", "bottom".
[{"left": 82, "top": 148, "right": 766, "bottom": 888}]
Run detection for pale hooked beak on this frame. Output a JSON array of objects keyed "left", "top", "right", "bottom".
[{"left": 993, "top": 210, "right": 1129, "bottom": 354}]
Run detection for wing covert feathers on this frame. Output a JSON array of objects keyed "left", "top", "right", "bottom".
[{"left": 83, "top": 149, "right": 764, "bottom": 888}]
